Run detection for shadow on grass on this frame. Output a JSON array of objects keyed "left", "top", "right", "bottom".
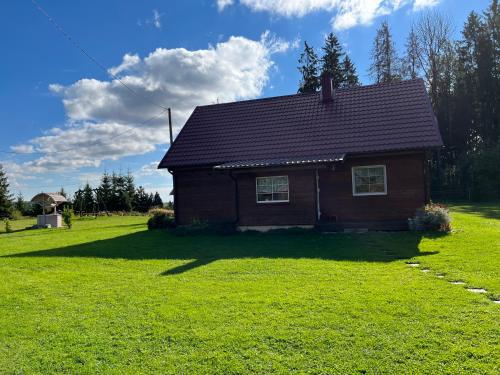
[
  {"left": 3, "top": 229, "right": 440, "bottom": 275},
  {"left": 449, "top": 202, "right": 500, "bottom": 220}
]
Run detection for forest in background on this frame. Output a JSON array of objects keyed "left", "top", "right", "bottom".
[{"left": 298, "top": 0, "right": 500, "bottom": 200}]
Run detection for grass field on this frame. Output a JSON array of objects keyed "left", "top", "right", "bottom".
[{"left": 0, "top": 204, "right": 499, "bottom": 374}]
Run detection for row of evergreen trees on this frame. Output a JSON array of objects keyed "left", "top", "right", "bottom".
[
  {"left": 0, "top": 165, "right": 166, "bottom": 218},
  {"left": 298, "top": 1, "right": 500, "bottom": 199},
  {"left": 297, "top": 33, "right": 359, "bottom": 93},
  {"left": 73, "top": 172, "right": 164, "bottom": 214}
]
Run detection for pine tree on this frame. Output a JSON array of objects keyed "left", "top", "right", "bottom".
[
  {"left": 98, "top": 172, "right": 113, "bottom": 211},
  {"left": 321, "top": 33, "right": 345, "bottom": 88},
  {"left": 152, "top": 192, "right": 163, "bottom": 208},
  {"left": 404, "top": 26, "right": 421, "bottom": 79},
  {"left": 134, "top": 186, "right": 150, "bottom": 213},
  {"left": 73, "top": 189, "right": 84, "bottom": 215},
  {"left": 15, "top": 192, "right": 26, "bottom": 214},
  {"left": 111, "top": 172, "right": 126, "bottom": 211},
  {"left": 298, "top": 41, "right": 320, "bottom": 93},
  {"left": 125, "top": 171, "right": 136, "bottom": 212},
  {"left": 341, "top": 55, "right": 360, "bottom": 87},
  {"left": 82, "top": 183, "right": 95, "bottom": 213},
  {"left": 0, "top": 165, "right": 12, "bottom": 218},
  {"left": 370, "top": 21, "right": 401, "bottom": 83}
]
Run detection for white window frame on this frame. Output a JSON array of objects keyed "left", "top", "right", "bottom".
[
  {"left": 256, "top": 175, "right": 289, "bottom": 204},
  {"left": 351, "top": 165, "right": 387, "bottom": 196}
]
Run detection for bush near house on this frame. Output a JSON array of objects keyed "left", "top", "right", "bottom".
[
  {"left": 409, "top": 203, "right": 452, "bottom": 232},
  {"left": 147, "top": 208, "right": 175, "bottom": 230}
]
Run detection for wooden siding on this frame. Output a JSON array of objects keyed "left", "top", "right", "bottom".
[
  {"left": 172, "top": 152, "right": 427, "bottom": 229},
  {"left": 174, "top": 169, "right": 236, "bottom": 225},
  {"left": 319, "top": 152, "right": 426, "bottom": 229},
  {"left": 236, "top": 170, "right": 317, "bottom": 226}
]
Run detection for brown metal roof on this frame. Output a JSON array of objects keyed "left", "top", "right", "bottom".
[{"left": 159, "top": 79, "right": 442, "bottom": 169}]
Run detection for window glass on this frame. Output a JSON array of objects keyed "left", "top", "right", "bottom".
[
  {"left": 256, "top": 176, "right": 289, "bottom": 202},
  {"left": 352, "top": 166, "right": 386, "bottom": 195}
]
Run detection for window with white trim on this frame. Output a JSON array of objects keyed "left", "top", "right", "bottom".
[
  {"left": 352, "top": 165, "right": 387, "bottom": 196},
  {"left": 256, "top": 176, "right": 289, "bottom": 203}
]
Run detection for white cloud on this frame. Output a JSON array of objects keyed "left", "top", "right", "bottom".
[
  {"left": 217, "top": 0, "right": 234, "bottom": 11},
  {"left": 137, "top": 161, "right": 162, "bottom": 176},
  {"left": 413, "top": 0, "right": 439, "bottom": 11},
  {"left": 218, "top": 0, "right": 441, "bottom": 30},
  {"left": 10, "top": 144, "right": 35, "bottom": 154},
  {"left": 9, "top": 32, "right": 291, "bottom": 174},
  {"left": 138, "top": 9, "right": 164, "bottom": 29},
  {"left": 152, "top": 9, "right": 163, "bottom": 28}
]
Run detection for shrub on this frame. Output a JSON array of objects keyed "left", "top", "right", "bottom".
[
  {"left": 4, "top": 219, "right": 12, "bottom": 233},
  {"left": 148, "top": 208, "right": 173, "bottom": 217},
  {"left": 62, "top": 207, "right": 73, "bottom": 229},
  {"left": 170, "top": 222, "right": 236, "bottom": 236},
  {"left": 408, "top": 203, "right": 452, "bottom": 232},
  {"left": 10, "top": 210, "right": 22, "bottom": 220},
  {"left": 147, "top": 209, "right": 175, "bottom": 230}
]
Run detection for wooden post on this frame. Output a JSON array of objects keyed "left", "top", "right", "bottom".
[{"left": 168, "top": 108, "right": 173, "bottom": 145}]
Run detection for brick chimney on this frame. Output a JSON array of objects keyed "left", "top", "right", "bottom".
[{"left": 320, "top": 72, "right": 333, "bottom": 103}]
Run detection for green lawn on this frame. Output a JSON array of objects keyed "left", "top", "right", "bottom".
[{"left": 0, "top": 204, "right": 498, "bottom": 374}]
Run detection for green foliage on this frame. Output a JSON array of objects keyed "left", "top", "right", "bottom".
[
  {"left": 321, "top": 32, "right": 345, "bottom": 88},
  {"left": 297, "top": 34, "right": 359, "bottom": 93},
  {"left": 0, "top": 164, "right": 12, "bottom": 219},
  {"left": 3, "top": 219, "right": 12, "bottom": 233},
  {"left": 147, "top": 208, "right": 175, "bottom": 230},
  {"left": 409, "top": 203, "right": 452, "bottom": 232},
  {"left": 341, "top": 55, "right": 359, "bottom": 87},
  {"left": 298, "top": 41, "right": 320, "bottom": 93},
  {"left": 62, "top": 207, "right": 73, "bottom": 229},
  {"left": 471, "top": 141, "right": 500, "bottom": 199},
  {"left": 370, "top": 20, "right": 401, "bottom": 83},
  {"left": 10, "top": 210, "right": 22, "bottom": 221}
]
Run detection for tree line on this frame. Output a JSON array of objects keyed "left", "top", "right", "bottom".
[
  {"left": 72, "top": 172, "right": 164, "bottom": 214},
  {"left": 0, "top": 165, "right": 167, "bottom": 218},
  {"left": 298, "top": 1, "right": 500, "bottom": 199}
]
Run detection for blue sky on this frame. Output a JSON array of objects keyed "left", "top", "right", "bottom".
[{"left": 0, "top": 0, "right": 491, "bottom": 201}]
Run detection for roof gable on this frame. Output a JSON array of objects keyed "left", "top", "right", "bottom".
[{"left": 159, "top": 79, "right": 442, "bottom": 169}]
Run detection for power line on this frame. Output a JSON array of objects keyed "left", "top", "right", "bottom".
[{"left": 30, "top": 0, "right": 169, "bottom": 111}]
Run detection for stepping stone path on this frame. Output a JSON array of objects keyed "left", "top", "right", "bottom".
[
  {"left": 467, "top": 288, "right": 488, "bottom": 294},
  {"left": 406, "top": 262, "right": 498, "bottom": 304}
]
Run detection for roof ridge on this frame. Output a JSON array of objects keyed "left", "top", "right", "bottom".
[
  {"left": 197, "top": 91, "right": 318, "bottom": 109},
  {"left": 196, "top": 79, "right": 424, "bottom": 109}
]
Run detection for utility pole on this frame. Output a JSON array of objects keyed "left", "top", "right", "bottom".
[{"left": 168, "top": 108, "right": 173, "bottom": 145}]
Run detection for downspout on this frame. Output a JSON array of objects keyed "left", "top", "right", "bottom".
[
  {"left": 315, "top": 169, "right": 321, "bottom": 222},
  {"left": 168, "top": 168, "right": 179, "bottom": 224},
  {"left": 229, "top": 171, "right": 240, "bottom": 225}
]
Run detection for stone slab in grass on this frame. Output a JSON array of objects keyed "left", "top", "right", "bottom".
[
  {"left": 421, "top": 269, "right": 430, "bottom": 273},
  {"left": 492, "top": 300, "right": 500, "bottom": 304},
  {"left": 467, "top": 288, "right": 488, "bottom": 294},
  {"left": 407, "top": 262, "right": 420, "bottom": 267},
  {"left": 451, "top": 281, "right": 466, "bottom": 285}
]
